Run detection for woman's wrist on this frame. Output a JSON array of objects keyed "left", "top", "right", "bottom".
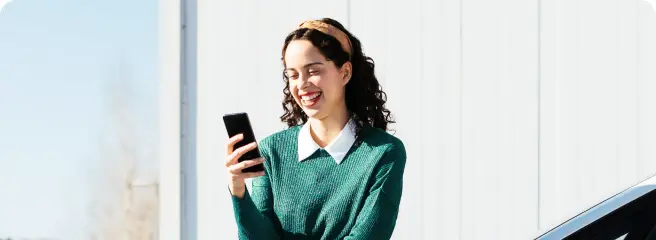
[{"left": 229, "top": 183, "right": 246, "bottom": 199}]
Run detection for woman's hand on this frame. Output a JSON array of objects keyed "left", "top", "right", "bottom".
[{"left": 225, "top": 133, "right": 266, "bottom": 199}]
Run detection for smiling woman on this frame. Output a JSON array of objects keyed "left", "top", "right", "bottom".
[{"left": 223, "top": 18, "right": 406, "bottom": 240}]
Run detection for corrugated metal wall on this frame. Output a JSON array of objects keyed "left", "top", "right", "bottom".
[
  {"left": 538, "top": 0, "right": 656, "bottom": 233},
  {"left": 160, "top": 0, "right": 656, "bottom": 239}
]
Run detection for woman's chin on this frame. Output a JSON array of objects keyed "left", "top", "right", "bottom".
[
  {"left": 302, "top": 105, "right": 326, "bottom": 119},
  {"left": 302, "top": 108, "right": 320, "bottom": 118},
  {"left": 300, "top": 98, "right": 323, "bottom": 115}
]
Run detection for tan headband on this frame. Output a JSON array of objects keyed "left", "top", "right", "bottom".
[{"left": 298, "top": 20, "right": 352, "bottom": 56}]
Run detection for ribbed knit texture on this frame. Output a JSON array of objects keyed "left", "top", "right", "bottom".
[{"left": 230, "top": 125, "right": 407, "bottom": 240}]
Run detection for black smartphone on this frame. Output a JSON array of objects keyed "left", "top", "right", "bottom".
[{"left": 222, "top": 112, "right": 264, "bottom": 173}]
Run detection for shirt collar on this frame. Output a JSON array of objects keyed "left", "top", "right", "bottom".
[{"left": 297, "top": 119, "right": 356, "bottom": 164}]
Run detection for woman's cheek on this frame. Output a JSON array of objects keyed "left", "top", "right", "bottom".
[{"left": 289, "top": 80, "right": 299, "bottom": 94}]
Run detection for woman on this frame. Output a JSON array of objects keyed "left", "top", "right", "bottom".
[{"left": 225, "top": 18, "right": 406, "bottom": 240}]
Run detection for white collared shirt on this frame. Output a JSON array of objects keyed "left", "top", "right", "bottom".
[{"left": 297, "top": 119, "right": 357, "bottom": 164}]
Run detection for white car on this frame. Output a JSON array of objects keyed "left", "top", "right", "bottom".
[{"left": 535, "top": 174, "right": 656, "bottom": 240}]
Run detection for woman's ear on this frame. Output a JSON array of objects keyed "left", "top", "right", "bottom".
[{"left": 341, "top": 62, "right": 352, "bottom": 85}]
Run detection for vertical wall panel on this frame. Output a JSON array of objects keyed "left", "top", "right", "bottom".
[
  {"left": 158, "top": 0, "right": 181, "bottom": 238},
  {"left": 616, "top": 0, "right": 640, "bottom": 205},
  {"left": 636, "top": 0, "right": 656, "bottom": 181},
  {"left": 418, "top": 0, "right": 463, "bottom": 239},
  {"left": 537, "top": 0, "right": 565, "bottom": 230},
  {"left": 349, "top": 1, "right": 390, "bottom": 88},
  {"left": 460, "top": 0, "right": 540, "bottom": 239},
  {"left": 539, "top": 0, "right": 656, "bottom": 234}
]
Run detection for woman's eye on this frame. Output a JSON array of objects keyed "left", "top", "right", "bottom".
[
  {"left": 309, "top": 70, "right": 320, "bottom": 75},
  {"left": 285, "top": 72, "right": 297, "bottom": 79}
]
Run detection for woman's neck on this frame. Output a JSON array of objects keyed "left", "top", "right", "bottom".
[{"left": 308, "top": 106, "right": 350, "bottom": 148}]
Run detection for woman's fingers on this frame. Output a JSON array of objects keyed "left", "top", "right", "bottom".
[
  {"left": 228, "top": 157, "right": 265, "bottom": 175},
  {"left": 225, "top": 142, "right": 258, "bottom": 167},
  {"left": 224, "top": 134, "right": 264, "bottom": 186},
  {"left": 225, "top": 133, "right": 244, "bottom": 155}
]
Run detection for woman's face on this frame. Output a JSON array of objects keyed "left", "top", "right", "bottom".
[{"left": 284, "top": 40, "right": 350, "bottom": 120}]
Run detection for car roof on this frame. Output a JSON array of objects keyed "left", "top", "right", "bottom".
[{"left": 534, "top": 173, "right": 656, "bottom": 240}]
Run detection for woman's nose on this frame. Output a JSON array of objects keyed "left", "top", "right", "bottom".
[{"left": 298, "top": 74, "right": 311, "bottom": 88}]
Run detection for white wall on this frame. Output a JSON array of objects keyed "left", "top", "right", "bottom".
[
  {"left": 161, "top": 0, "right": 656, "bottom": 239},
  {"left": 158, "top": 0, "right": 181, "bottom": 239},
  {"left": 539, "top": 0, "right": 656, "bottom": 232}
]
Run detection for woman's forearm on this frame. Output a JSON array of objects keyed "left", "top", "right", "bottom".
[{"left": 231, "top": 186, "right": 282, "bottom": 239}]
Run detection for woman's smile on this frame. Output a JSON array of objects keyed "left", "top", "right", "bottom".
[{"left": 299, "top": 91, "right": 322, "bottom": 107}]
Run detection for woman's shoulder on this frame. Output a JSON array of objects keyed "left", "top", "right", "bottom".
[
  {"left": 360, "top": 127, "right": 406, "bottom": 158},
  {"left": 354, "top": 127, "right": 406, "bottom": 174},
  {"left": 361, "top": 127, "right": 404, "bottom": 149}
]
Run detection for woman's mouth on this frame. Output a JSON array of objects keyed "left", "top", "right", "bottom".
[{"left": 300, "top": 92, "right": 322, "bottom": 107}]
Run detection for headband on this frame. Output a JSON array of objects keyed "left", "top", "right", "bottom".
[{"left": 298, "top": 20, "right": 353, "bottom": 56}]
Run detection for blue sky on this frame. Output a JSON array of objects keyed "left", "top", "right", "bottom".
[{"left": 0, "top": 0, "right": 158, "bottom": 238}]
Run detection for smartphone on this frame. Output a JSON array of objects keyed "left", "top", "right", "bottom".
[{"left": 222, "top": 112, "right": 264, "bottom": 173}]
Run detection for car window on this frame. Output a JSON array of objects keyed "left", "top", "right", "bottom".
[{"left": 564, "top": 189, "right": 656, "bottom": 240}]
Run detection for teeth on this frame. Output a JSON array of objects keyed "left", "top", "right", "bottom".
[{"left": 301, "top": 92, "right": 321, "bottom": 101}]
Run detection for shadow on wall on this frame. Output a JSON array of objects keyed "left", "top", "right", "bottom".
[{"left": 87, "top": 58, "right": 159, "bottom": 240}]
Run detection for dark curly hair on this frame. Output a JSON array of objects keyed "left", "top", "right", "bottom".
[{"left": 279, "top": 18, "right": 395, "bottom": 141}]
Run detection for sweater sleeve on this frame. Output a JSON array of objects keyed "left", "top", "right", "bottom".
[
  {"left": 230, "top": 147, "right": 282, "bottom": 239},
  {"left": 344, "top": 141, "right": 407, "bottom": 240}
]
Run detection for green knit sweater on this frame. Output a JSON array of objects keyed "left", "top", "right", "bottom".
[{"left": 230, "top": 125, "right": 407, "bottom": 240}]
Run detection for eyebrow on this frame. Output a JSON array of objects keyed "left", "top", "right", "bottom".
[{"left": 285, "top": 62, "right": 324, "bottom": 71}]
